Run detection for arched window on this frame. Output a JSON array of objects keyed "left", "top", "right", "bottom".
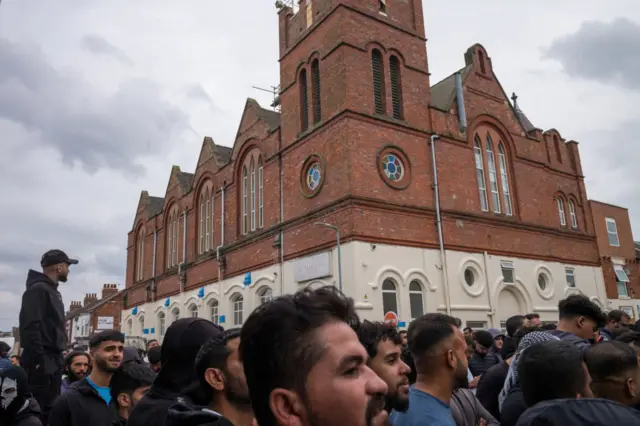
[
  {"left": 250, "top": 158, "right": 256, "bottom": 232},
  {"left": 158, "top": 312, "right": 166, "bottom": 337},
  {"left": 311, "top": 58, "right": 321, "bottom": 124},
  {"left": 389, "top": 55, "right": 404, "bottom": 120},
  {"left": 381, "top": 279, "right": 398, "bottom": 315},
  {"left": 231, "top": 293, "right": 244, "bottom": 325},
  {"left": 171, "top": 307, "right": 180, "bottom": 323},
  {"left": 474, "top": 136, "right": 489, "bottom": 212},
  {"left": 198, "top": 187, "right": 214, "bottom": 254},
  {"left": 409, "top": 280, "right": 424, "bottom": 319},
  {"left": 485, "top": 136, "right": 501, "bottom": 214},
  {"left": 135, "top": 228, "right": 144, "bottom": 281},
  {"left": 553, "top": 135, "right": 562, "bottom": 163},
  {"left": 127, "top": 318, "right": 133, "bottom": 336},
  {"left": 166, "top": 209, "right": 179, "bottom": 268},
  {"left": 209, "top": 299, "right": 219, "bottom": 325},
  {"left": 258, "top": 287, "right": 273, "bottom": 305},
  {"left": 188, "top": 304, "right": 198, "bottom": 318},
  {"left": 258, "top": 158, "right": 264, "bottom": 229},
  {"left": 557, "top": 198, "right": 566, "bottom": 227},
  {"left": 569, "top": 200, "right": 578, "bottom": 229},
  {"left": 371, "top": 49, "right": 386, "bottom": 115},
  {"left": 299, "top": 68, "right": 309, "bottom": 132},
  {"left": 242, "top": 166, "right": 248, "bottom": 234},
  {"left": 497, "top": 143, "right": 513, "bottom": 216}
]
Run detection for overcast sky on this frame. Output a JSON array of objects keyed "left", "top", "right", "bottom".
[{"left": 0, "top": 1, "right": 638, "bottom": 330}]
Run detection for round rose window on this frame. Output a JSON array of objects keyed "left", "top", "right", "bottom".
[
  {"left": 307, "top": 163, "right": 322, "bottom": 191},
  {"left": 382, "top": 154, "right": 404, "bottom": 181}
]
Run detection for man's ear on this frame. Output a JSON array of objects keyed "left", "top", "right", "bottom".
[
  {"left": 269, "top": 388, "right": 306, "bottom": 426},
  {"left": 204, "top": 368, "right": 225, "bottom": 392}
]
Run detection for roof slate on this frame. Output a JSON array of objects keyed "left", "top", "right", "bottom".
[{"left": 430, "top": 65, "right": 472, "bottom": 112}]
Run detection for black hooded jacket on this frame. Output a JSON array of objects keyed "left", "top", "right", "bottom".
[
  {"left": 48, "top": 377, "right": 118, "bottom": 426},
  {"left": 4, "top": 398, "right": 42, "bottom": 426},
  {"left": 515, "top": 398, "right": 640, "bottom": 426},
  {"left": 166, "top": 401, "right": 236, "bottom": 426},
  {"left": 126, "top": 318, "right": 224, "bottom": 426},
  {"left": 19, "top": 270, "right": 67, "bottom": 368}
]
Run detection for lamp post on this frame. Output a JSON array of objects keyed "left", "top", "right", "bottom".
[{"left": 314, "top": 222, "right": 342, "bottom": 292}]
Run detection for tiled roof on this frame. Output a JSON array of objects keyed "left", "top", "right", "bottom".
[
  {"left": 256, "top": 106, "right": 281, "bottom": 131},
  {"left": 430, "top": 65, "right": 472, "bottom": 112},
  {"left": 177, "top": 171, "right": 194, "bottom": 193},
  {"left": 147, "top": 196, "right": 165, "bottom": 219},
  {"left": 216, "top": 146, "right": 233, "bottom": 164},
  {"left": 514, "top": 104, "right": 536, "bottom": 133}
]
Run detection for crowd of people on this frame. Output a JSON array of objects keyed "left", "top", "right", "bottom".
[{"left": 3, "top": 250, "right": 640, "bottom": 425}]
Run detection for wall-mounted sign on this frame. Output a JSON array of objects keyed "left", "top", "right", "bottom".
[
  {"left": 294, "top": 251, "right": 332, "bottom": 283},
  {"left": 97, "top": 316, "right": 114, "bottom": 330}
]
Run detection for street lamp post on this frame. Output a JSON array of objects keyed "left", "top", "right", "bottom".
[{"left": 314, "top": 222, "right": 342, "bottom": 292}]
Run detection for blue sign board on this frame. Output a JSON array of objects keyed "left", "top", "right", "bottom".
[
  {"left": 197, "top": 287, "right": 205, "bottom": 299},
  {"left": 164, "top": 297, "right": 170, "bottom": 308},
  {"left": 398, "top": 321, "right": 407, "bottom": 328},
  {"left": 243, "top": 272, "right": 252, "bottom": 286},
  {"left": 132, "top": 307, "right": 138, "bottom": 315},
  {"left": 219, "top": 315, "right": 226, "bottom": 324},
  {"left": 150, "top": 328, "right": 155, "bottom": 334},
  {"left": 143, "top": 328, "right": 149, "bottom": 335}
]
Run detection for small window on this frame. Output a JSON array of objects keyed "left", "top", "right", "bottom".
[
  {"left": 382, "top": 279, "right": 399, "bottom": 314},
  {"left": 537, "top": 273, "right": 548, "bottom": 291},
  {"left": 616, "top": 265, "right": 630, "bottom": 298},
  {"left": 389, "top": 55, "right": 404, "bottom": 120},
  {"left": 158, "top": 312, "right": 166, "bottom": 337},
  {"left": 232, "top": 294, "right": 244, "bottom": 325},
  {"left": 466, "top": 321, "right": 486, "bottom": 330},
  {"left": 209, "top": 300, "right": 219, "bottom": 325},
  {"left": 501, "top": 260, "right": 515, "bottom": 284},
  {"left": 259, "top": 287, "right": 273, "bottom": 305},
  {"left": 499, "top": 320, "right": 507, "bottom": 330},
  {"left": 569, "top": 200, "right": 578, "bottom": 229},
  {"left": 606, "top": 218, "right": 620, "bottom": 247},
  {"left": 565, "top": 267, "right": 576, "bottom": 288},
  {"left": 171, "top": 308, "right": 180, "bottom": 322},
  {"left": 464, "top": 268, "right": 476, "bottom": 287},
  {"left": 557, "top": 198, "right": 566, "bottom": 227},
  {"left": 371, "top": 49, "right": 386, "bottom": 115},
  {"left": 188, "top": 304, "right": 198, "bottom": 318},
  {"left": 408, "top": 280, "right": 424, "bottom": 319},
  {"left": 378, "top": 0, "right": 387, "bottom": 14},
  {"left": 299, "top": 69, "right": 309, "bottom": 132}
]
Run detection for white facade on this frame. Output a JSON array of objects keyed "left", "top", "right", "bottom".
[
  {"left": 70, "top": 313, "right": 91, "bottom": 341},
  {"left": 121, "top": 241, "right": 608, "bottom": 340}
]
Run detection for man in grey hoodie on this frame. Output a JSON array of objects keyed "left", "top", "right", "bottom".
[{"left": 548, "top": 294, "right": 606, "bottom": 352}]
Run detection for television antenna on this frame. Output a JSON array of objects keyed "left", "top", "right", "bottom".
[
  {"left": 252, "top": 85, "right": 281, "bottom": 112},
  {"left": 275, "top": 0, "right": 299, "bottom": 13}
]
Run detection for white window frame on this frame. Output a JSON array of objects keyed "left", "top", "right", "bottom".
[
  {"left": 259, "top": 287, "right": 273, "bottom": 305},
  {"left": 408, "top": 280, "right": 424, "bottom": 319},
  {"left": 381, "top": 279, "right": 399, "bottom": 314},
  {"left": 466, "top": 321, "right": 487, "bottom": 330},
  {"left": 242, "top": 167, "right": 248, "bottom": 234},
  {"left": 486, "top": 137, "right": 501, "bottom": 214},
  {"left": 474, "top": 138, "right": 489, "bottom": 212},
  {"left": 565, "top": 267, "right": 576, "bottom": 287},
  {"left": 210, "top": 191, "right": 215, "bottom": 249},
  {"left": 166, "top": 219, "right": 172, "bottom": 267},
  {"left": 557, "top": 198, "right": 566, "bottom": 227},
  {"left": 497, "top": 143, "right": 512, "bottom": 216},
  {"left": 569, "top": 200, "right": 578, "bottom": 229},
  {"left": 172, "top": 308, "right": 180, "bottom": 322},
  {"left": 232, "top": 295, "right": 244, "bottom": 325},
  {"left": 205, "top": 195, "right": 211, "bottom": 252},
  {"left": 500, "top": 260, "right": 515, "bottom": 284},
  {"left": 199, "top": 196, "right": 205, "bottom": 254},
  {"left": 258, "top": 159, "right": 264, "bottom": 228},
  {"left": 210, "top": 300, "right": 219, "bottom": 324},
  {"left": 606, "top": 217, "right": 620, "bottom": 247},
  {"left": 614, "top": 264, "right": 630, "bottom": 283},
  {"left": 158, "top": 312, "right": 166, "bottom": 337},
  {"left": 136, "top": 230, "right": 144, "bottom": 281},
  {"left": 250, "top": 159, "right": 256, "bottom": 232}
]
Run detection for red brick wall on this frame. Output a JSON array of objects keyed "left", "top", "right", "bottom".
[
  {"left": 90, "top": 295, "right": 122, "bottom": 336},
  {"left": 590, "top": 201, "right": 636, "bottom": 259}
]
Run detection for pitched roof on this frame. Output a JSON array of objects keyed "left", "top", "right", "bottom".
[
  {"left": 216, "top": 146, "right": 233, "bottom": 164},
  {"left": 147, "top": 196, "right": 165, "bottom": 218},
  {"left": 256, "top": 105, "right": 281, "bottom": 131},
  {"left": 177, "top": 171, "right": 195, "bottom": 193},
  {"left": 430, "top": 65, "right": 472, "bottom": 112}
]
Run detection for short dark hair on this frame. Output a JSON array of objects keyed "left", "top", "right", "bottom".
[
  {"left": 110, "top": 363, "right": 156, "bottom": 406},
  {"left": 147, "top": 346, "right": 162, "bottom": 364},
  {"left": 506, "top": 315, "right": 526, "bottom": 337},
  {"left": 195, "top": 328, "right": 242, "bottom": 399},
  {"left": 606, "top": 309, "right": 630, "bottom": 323},
  {"left": 240, "top": 286, "right": 359, "bottom": 426},
  {"left": 518, "top": 340, "right": 586, "bottom": 406},
  {"left": 89, "top": 330, "right": 125, "bottom": 349},
  {"left": 616, "top": 331, "right": 640, "bottom": 347},
  {"left": 585, "top": 341, "right": 638, "bottom": 382},
  {"left": 10, "top": 355, "right": 19, "bottom": 360},
  {"left": 408, "top": 313, "right": 461, "bottom": 373},
  {"left": 525, "top": 313, "right": 540, "bottom": 321},
  {"left": 64, "top": 351, "right": 90, "bottom": 368},
  {"left": 355, "top": 321, "right": 403, "bottom": 360},
  {"left": 0, "top": 342, "right": 10, "bottom": 356},
  {"left": 558, "top": 294, "right": 606, "bottom": 327},
  {"left": 474, "top": 330, "right": 494, "bottom": 348},
  {"left": 540, "top": 323, "right": 557, "bottom": 331}
]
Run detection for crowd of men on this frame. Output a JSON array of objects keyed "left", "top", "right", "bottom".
[{"left": 3, "top": 249, "right": 640, "bottom": 426}]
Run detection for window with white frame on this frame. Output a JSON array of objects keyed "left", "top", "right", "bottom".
[
  {"left": 378, "top": 0, "right": 387, "bottom": 14},
  {"left": 171, "top": 307, "right": 180, "bottom": 322},
  {"left": 474, "top": 137, "right": 489, "bottom": 212},
  {"left": 258, "top": 287, "right": 273, "bottom": 305},
  {"left": 474, "top": 131, "right": 513, "bottom": 216},
  {"left": 258, "top": 159, "right": 264, "bottom": 228},
  {"left": 498, "top": 143, "right": 512, "bottom": 216},
  {"left": 232, "top": 294, "right": 244, "bottom": 325},
  {"left": 606, "top": 218, "right": 620, "bottom": 247},
  {"left": 615, "top": 265, "right": 630, "bottom": 297},
  {"left": 499, "top": 320, "right": 507, "bottom": 330},
  {"left": 127, "top": 319, "right": 133, "bottom": 336},
  {"left": 250, "top": 159, "right": 256, "bottom": 231},
  {"left": 166, "top": 208, "right": 179, "bottom": 268},
  {"left": 569, "top": 200, "right": 578, "bottom": 229},
  {"left": 209, "top": 299, "right": 219, "bottom": 325},
  {"left": 466, "top": 321, "right": 487, "bottom": 330},
  {"left": 242, "top": 166, "right": 248, "bottom": 234},
  {"left": 158, "top": 312, "right": 166, "bottom": 337},
  {"left": 198, "top": 187, "right": 214, "bottom": 254},
  {"left": 139, "top": 316, "right": 145, "bottom": 334},
  {"left": 485, "top": 136, "right": 501, "bottom": 214},
  {"left": 408, "top": 280, "right": 424, "bottom": 319},
  {"left": 381, "top": 279, "right": 399, "bottom": 314},
  {"left": 136, "top": 228, "right": 144, "bottom": 281},
  {"left": 565, "top": 267, "right": 576, "bottom": 287},
  {"left": 501, "top": 260, "right": 515, "bottom": 284},
  {"left": 188, "top": 304, "right": 198, "bottom": 318},
  {"left": 557, "top": 198, "right": 566, "bottom": 227}
]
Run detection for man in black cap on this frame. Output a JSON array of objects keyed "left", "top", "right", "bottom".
[{"left": 19, "top": 249, "right": 78, "bottom": 424}]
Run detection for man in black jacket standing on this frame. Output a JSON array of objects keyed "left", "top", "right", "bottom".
[{"left": 19, "top": 249, "right": 78, "bottom": 424}]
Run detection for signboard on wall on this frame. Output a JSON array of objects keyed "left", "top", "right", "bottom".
[
  {"left": 97, "top": 316, "right": 115, "bottom": 330},
  {"left": 294, "top": 251, "right": 332, "bottom": 283}
]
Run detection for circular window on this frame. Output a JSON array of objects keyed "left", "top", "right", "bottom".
[
  {"left": 377, "top": 146, "right": 411, "bottom": 190},
  {"left": 534, "top": 267, "right": 554, "bottom": 300},
  {"left": 464, "top": 268, "right": 475, "bottom": 286},
  {"left": 537, "top": 274, "right": 547, "bottom": 291},
  {"left": 299, "top": 154, "right": 326, "bottom": 198}
]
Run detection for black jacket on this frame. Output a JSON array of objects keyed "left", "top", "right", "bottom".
[
  {"left": 166, "top": 401, "right": 236, "bottom": 426},
  {"left": 516, "top": 398, "right": 640, "bottom": 426},
  {"left": 48, "top": 377, "right": 118, "bottom": 426},
  {"left": 468, "top": 351, "right": 500, "bottom": 377},
  {"left": 548, "top": 330, "right": 590, "bottom": 353},
  {"left": 5, "top": 398, "right": 42, "bottom": 426},
  {"left": 476, "top": 360, "right": 510, "bottom": 420},
  {"left": 19, "top": 270, "right": 67, "bottom": 368}
]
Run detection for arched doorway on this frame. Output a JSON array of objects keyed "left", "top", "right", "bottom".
[{"left": 497, "top": 287, "right": 525, "bottom": 327}]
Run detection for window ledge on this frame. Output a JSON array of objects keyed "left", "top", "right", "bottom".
[{"left": 618, "top": 296, "right": 631, "bottom": 300}]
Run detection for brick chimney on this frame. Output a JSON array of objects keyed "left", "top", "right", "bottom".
[
  {"left": 83, "top": 293, "right": 98, "bottom": 307},
  {"left": 101, "top": 283, "right": 119, "bottom": 299},
  {"left": 69, "top": 301, "right": 83, "bottom": 312}
]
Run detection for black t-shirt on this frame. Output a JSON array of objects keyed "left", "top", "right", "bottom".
[{"left": 476, "top": 360, "right": 510, "bottom": 420}]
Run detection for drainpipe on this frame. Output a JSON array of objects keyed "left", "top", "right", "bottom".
[
  {"left": 152, "top": 229, "right": 157, "bottom": 302},
  {"left": 216, "top": 183, "right": 226, "bottom": 283},
  {"left": 483, "top": 251, "right": 494, "bottom": 327},
  {"left": 455, "top": 72, "right": 468, "bottom": 133},
  {"left": 182, "top": 209, "right": 187, "bottom": 264},
  {"left": 279, "top": 152, "right": 285, "bottom": 296},
  {"left": 430, "top": 134, "right": 452, "bottom": 315}
]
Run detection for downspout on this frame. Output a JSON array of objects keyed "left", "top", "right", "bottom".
[
  {"left": 430, "top": 134, "right": 452, "bottom": 315},
  {"left": 483, "top": 251, "right": 494, "bottom": 327},
  {"left": 455, "top": 72, "right": 468, "bottom": 133},
  {"left": 279, "top": 150, "right": 285, "bottom": 296},
  {"left": 216, "top": 183, "right": 226, "bottom": 283},
  {"left": 182, "top": 209, "right": 187, "bottom": 264},
  {"left": 152, "top": 229, "right": 157, "bottom": 302}
]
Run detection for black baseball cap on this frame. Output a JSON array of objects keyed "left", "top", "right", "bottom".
[{"left": 40, "top": 249, "right": 79, "bottom": 268}]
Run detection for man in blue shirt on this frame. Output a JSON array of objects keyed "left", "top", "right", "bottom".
[{"left": 390, "top": 313, "right": 468, "bottom": 426}]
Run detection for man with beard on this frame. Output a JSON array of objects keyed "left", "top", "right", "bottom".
[
  {"left": 61, "top": 351, "right": 90, "bottom": 393},
  {"left": 240, "top": 286, "right": 389, "bottom": 426},
  {"left": 167, "top": 328, "right": 251, "bottom": 426},
  {"left": 49, "top": 330, "right": 124, "bottom": 426},
  {"left": 390, "top": 313, "right": 468, "bottom": 426},
  {"left": 355, "top": 321, "right": 411, "bottom": 414},
  {"left": 0, "top": 366, "right": 42, "bottom": 426},
  {"left": 19, "top": 249, "right": 78, "bottom": 424},
  {"left": 110, "top": 363, "right": 157, "bottom": 425}
]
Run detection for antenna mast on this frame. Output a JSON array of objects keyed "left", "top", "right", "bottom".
[{"left": 252, "top": 85, "right": 281, "bottom": 112}]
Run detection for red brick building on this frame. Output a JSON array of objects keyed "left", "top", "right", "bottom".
[
  {"left": 122, "top": 0, "right": 607, "bottom": 339},
  {"left": 66, "top": 284, "right": 123, "bottom": 345},
  {"left": 589, "top": 200, "right": 639, "bottom": 320}
]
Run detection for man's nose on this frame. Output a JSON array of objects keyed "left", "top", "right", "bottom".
[{"left": 365, "top": 366, "right": 388, "bottom": 395}]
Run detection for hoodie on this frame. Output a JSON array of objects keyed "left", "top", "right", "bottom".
[
  {"left": 1, "top": 366, "right": 42, "bottom": 426},
  {"left": 166, "top": 401, "right": 236, "bottom": 426},
  {"left": 547, "top": 330, "right": 590, "bottom": 352},
  {"left": 18, "top": 270, "right": 67, "bottom": 368},
  {"left": 515, "top": 398, "right": 640, "bottom": 426},
  {"left": 126, "top": 318, "right": 224, "bottom": 426}
]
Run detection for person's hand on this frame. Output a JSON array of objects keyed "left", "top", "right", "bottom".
[
  {"left": 371, "top": 409, "right": 389, "bottom": 426},
  {"left": 477, "top": 418, "right": 487, "bottom": 426},
  {"left": 469, "top": 376, "right": 480, "bottom": 388}
]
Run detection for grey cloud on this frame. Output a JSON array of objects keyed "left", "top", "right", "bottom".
[
  {"left": 544, "top": 18, "right": 640, "bottom": 90},
  {"left": 81, "top": 34, "right": 134, "bottom": 67},
  {"left": 187, "top": 84, "right": 215, "bottom": 105},
  {"left": 0, "top": 38, "right": 191, "bottom": 175}
]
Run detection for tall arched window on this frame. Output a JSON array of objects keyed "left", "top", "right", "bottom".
[
  {"left": 231, "top": 293, "right": 244, "bottom": 325},
  {"left": 408, "top": 280, "right": 424, "bottom": 319},
  {"left": 198, "top": 187, "right": 214, "bottom": 254},
  {"left": 557, "top": 198, "right": 567, "bottom": 227},
  {"left": 209, "top": 299, "right": 219, "bottom": 325},
  {"left": 171, "top": 307, "right": 180, "bottom": 323},
  {"left": 497, "top": 143, "right": 512, "bottom": 216},
  {"left": 250, "top": 159, "right": 256, "bottom": 232},
  {"left": 569, "top": 200, "right": 578, "bottom": 229},
  {"left": 299, "top": 69, "right": 309, "bottom": 132},
  {"left": 381, "top": 279, "right": 398, "bottom": 315},
  {"left": 135, "top": 228, "right": 144, "bottom": 281},
  {"left": 139, "top": 316, "right": 145, "bottom": 334},
  {"left": 242, "top": 166, "right": 248, "bottom": 234},
  {"left": 311, "top": 58, "right": 321, "bottom": 124},
  {"left": 258, "top": 158, "right": 264, "bottom": 228},
  {"left": 474, "top": 137, "right": 489, "bottom": 212},
  {"left": 389, "top": 55, "right": 403, "bottom": 120},
  {"left": 371, "top": 49, "right": 386, "bottom": 115},
  {"left": 485, "top": 136, "right": 501, "bottom": 214},
  {"left": 127, "top": 318, "right": 133, "bottom": 336},
  {"left": 158, "top": 312, "right": 166, "bottom": 337},
  {"left": 258, "top": 287, "right": 273, "bottom": 305},
  {"left": 166, "top": 208, "right": 179, "bottom": 268},
  {"left": 188, "top": 304, "right": 198, "bottom": 318}
]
